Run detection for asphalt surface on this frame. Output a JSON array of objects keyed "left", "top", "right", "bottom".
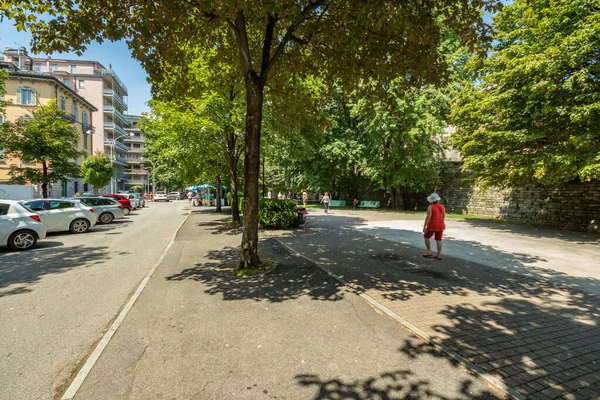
[
  {"left": 0, "top": 201, "right": 189, "bottom": 400},
  {"left": 72, "top": 210, "right": 502, "bottom": 399}
]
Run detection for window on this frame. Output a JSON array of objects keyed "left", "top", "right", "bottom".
[
  {"left": 0, "top": 203, "right": 10, "bottom": 216},
  {"left": 63, "top": 78, "right": 72, "bottom": 88},
  {"left": 0, "top": 115, "right": 3, "bottom": 123},
  {"left": 49, "top": 201, "right": 74, "bottom": 209},
  {"left": 72, "top": 104, "right": 79, "bottom": 121},
  {"left": 16, "top": 87, "right": 37, "bottom": 105},
  {"left": 25, "top": 200, "right": 45, "bottom": 211},
  {"left": 70, "top": 64, "right": 77, "bottom": 74},
  {"left": 78, "top": 79, "right": 85, "bottom": 89},
  {"left": 50, "top": 64, "right": 58, "bottom": 72},
  {"left": 0, "top": 148, "right": 5, "bottom": 161},
  {"left": 33, "top": 63, "right": 42, "bottom": 72},
  {"left": 60, "top": 96, "right": 66, "bottom": 110}
]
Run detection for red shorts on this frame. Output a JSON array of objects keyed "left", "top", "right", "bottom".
[{"left": 424, "top": 230, "right": 443, "bottom": 241}]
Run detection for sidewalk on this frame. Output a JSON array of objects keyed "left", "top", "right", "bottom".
[
  {"left": 71, "top": 210, "right": 501, "bottom": 399},
  {"left": 272, "top": 212, "right": 600, "bottom": 399}
]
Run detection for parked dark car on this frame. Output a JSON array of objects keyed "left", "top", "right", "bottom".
[{"left": 103, "top": 194, "right": 133, "bottom": 215}]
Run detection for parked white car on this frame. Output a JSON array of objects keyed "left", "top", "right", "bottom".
[
  {"left": 123, "top": 193, "right": 140, "bottom": 209},
  {"left": 22, "top": 199, "right": 97, "bottom": 234},
  {"left": 0, "top": 200, "right": 47, "bottom": 251},
  {"left": 153, "top": 191, "right": 169, "bottom": 202},
  {"left": 73, "top": 196, "right": 125, "bottom": 224}
]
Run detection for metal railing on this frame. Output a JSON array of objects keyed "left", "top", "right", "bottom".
[
  {"left": 104, "top": 138, "right": 129, "bottom": 153},
  {"left": 102, "top": 89, "right": 128, "bottom": 111},
  {"left": 94, "top": 68, "right": 128, "bottom": 94},
  {"left": 103, "top": 105, "right": 129, "bottom": 126}
]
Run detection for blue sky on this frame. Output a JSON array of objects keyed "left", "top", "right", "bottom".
[{"left": 0, "top": 21, "right": 151, "bottom": 116}]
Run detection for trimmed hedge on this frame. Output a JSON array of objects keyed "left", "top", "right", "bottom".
[{"left": 258, "top": 198, "right": 297, "bottom": 228}]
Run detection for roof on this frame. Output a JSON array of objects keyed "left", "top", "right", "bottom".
[{"left": 7, "top": 70, "right": 98, "bottom": 111}]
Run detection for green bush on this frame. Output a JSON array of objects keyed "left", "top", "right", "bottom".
[{"left": 258, "top": 198, "right": 297, "bottom": 228}]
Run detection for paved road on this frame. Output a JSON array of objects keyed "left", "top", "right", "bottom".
[
  {"left": 73, "top": 211, "right": 502, "bottom": 400},
  {"left": 273, "top": 212, "right": 600, "bottom": 399},
  {"left": 0, "top": 201, "right": 189, "bottom": 400},
  {"left": 350, "top": 215, "right": 600, "bottom": 295}
]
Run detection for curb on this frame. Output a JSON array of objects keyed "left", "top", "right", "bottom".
[
  {"left": 60, "top": 210, "right": 193, "bottom": 400},
  {"left": 274, "top": 238, "right": 524, "bottom": 400}
]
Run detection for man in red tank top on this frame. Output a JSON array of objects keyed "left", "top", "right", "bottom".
[{"left": 423, "top": 193, "right": 446, "bottom": 260}]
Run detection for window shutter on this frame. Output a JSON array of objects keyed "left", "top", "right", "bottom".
[
  {"left": 16, "top": 87, "right": 21, "bottom": 104},
  {"left": 31, "top": 89, "right": 37, "bottom": 105}
]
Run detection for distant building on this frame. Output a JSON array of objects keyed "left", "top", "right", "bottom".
[
  {"left": 2, "top": 47, "right": 130, "bottom": 192},
  {"left": 123, "top": 115, "right": 149, "bottom": 192},
  {"left": 0, "top": 64, "right": 97, "bottom": 197}
]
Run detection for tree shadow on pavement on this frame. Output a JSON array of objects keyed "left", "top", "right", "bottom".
[
  {"left": 296, "top": 371, "right": 501, "bottom": 400},
  {"left": 165, "top": 238, "right": 345, "bottom": 303},
  {"left": 0, "top": 244, "right": 110, "bottom": 297},
  {"left": 274, "top": 215, "right": 600, "bottom": 398}
]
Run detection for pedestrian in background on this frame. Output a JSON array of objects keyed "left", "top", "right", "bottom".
[
  {"left": 267, "top": 190, "right": 272, "bottom": 199},
  {"left": 302, "top": 190, "right": 308, "bottom": 207},
  {"left": 187, "top": 191, "right": 193, "bottom": 206},
  {"left": 423, "top": 193, "right": 446, "bottom": 260},
  {"left": 320, "top": 192, "right": 330, "bottom": 214}
]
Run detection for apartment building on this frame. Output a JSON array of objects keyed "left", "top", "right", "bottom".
[
  {"left": 3, "top": 47, "right": 130, "bottom": 192},
  {"left": 123, "top": 115, "right": 149, "bottom": 191},
  {"left": 0, "top": 62, "right": 97, "bottom": 197}
]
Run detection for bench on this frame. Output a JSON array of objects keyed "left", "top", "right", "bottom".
[
  {"left": 329, "top": 200, "right": 346, "bottom": 207},
  {"left": 359, "top": 200, "right": 380, "bottom": 208}
]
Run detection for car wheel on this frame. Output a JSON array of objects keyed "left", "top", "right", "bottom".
[
  {"left": 7, "top": 230, "right": 37, "bottom": 251},
  {"left": 70, "top": 218, "right": 90, "bottom": 234},
  {"left": 123, "top": 207, "right": 131, "bottom": 216},
  {"left": 99, "top": 212, "right": 114, "bottom": 224}
]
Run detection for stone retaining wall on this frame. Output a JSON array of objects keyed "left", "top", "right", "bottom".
[{"left": 437, "top": 166, "right": 600, "bottom": 233}]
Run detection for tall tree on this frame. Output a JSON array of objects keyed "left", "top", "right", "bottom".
[
  {"left": 80, "top": 152, "right": 113, "bottom": 193},
  {"left": 4, "top": 0, "right": 501, "bottom": 269},
  {"left": 0, "top": 100, "right": 83, "bottom": 197},
  {"left": 357, "top": 83, "right": 448, "bottom": 208},
  {"left": 450, "top": 0, "right": 600, "bottom": 187}
]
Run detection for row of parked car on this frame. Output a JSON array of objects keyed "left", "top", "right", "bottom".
[{"left": 0, "top": 193, "right": 146, "bottom": 251}]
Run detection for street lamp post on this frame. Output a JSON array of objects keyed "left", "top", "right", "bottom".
[{"left": 140, "top": 157, "right": 157, "bottom": 201}]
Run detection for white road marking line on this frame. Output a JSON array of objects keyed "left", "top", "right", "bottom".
[{"left": 61, "top": 210, "right": 192, "bottom": 400}]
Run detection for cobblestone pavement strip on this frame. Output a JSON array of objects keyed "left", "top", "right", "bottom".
[{"left": 272, "top": 214, "right": 600, "bottom": 399}]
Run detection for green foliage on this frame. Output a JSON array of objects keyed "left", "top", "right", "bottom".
[
  {"left": 0, "top": 100, "right": 83, "bottom": 196},
  {"left": 130, "top": 185, "right": 143, "bottom": 192},
  {"left": 450, "top": 0, "right": 600, "bottom": 186},
  {"left": 80, "top": 152, "right": 112, "bottom": 189},
  {"left": 258, "top": 198, "right": 297, "bottom": 228}
]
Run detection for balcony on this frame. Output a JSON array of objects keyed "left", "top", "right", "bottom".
[
  {"left": 95, "top": 68, "right": 128, "bottom": 95},
  {"left": 103, "top": 105, "right": 129, "bottom": 126},
  {"left": 102, "top": 89, "right": 128, "bottom": 111},
  {"left": 110, "top": 155, "right": 129, "bottom": 167},
  {"left": 103, "top": 122, "right": 127, "bottom": 137},
  {"left": 127, "top": 146, "right": 143, "bottom": 153},
  {"left": 104, "top": 138, "right": 129, "bottom": 153},
  {"left": 125, "top": 168, "right": 148, "bottom": 175},
  {"left": 124, "top": 135, "right": 144, "bottom": 143}
]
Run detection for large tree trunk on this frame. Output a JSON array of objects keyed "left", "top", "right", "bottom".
[
  {"left": 229, "top": 156, "right": 241, "bottom": 223},
  {"left": 390, "top": 186, "right": 404, "bottom": 210},
  {"left": 215, "top": 175, "right": 222, "bottom": 212},
  {"left": 239, "top": 78, "right": 263, "bottom": 270},
  {"left": 42, "top": 161, "right": 48, "bottom": 198}
]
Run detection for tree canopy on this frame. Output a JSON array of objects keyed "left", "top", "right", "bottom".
[
  {"left": 0, "top": 100, "right": 83, "bottom": 197},
  {"left": 2, "top": 0, "right": 501, "bottom": 268},
  {"left": 80, "top": 152, "right": 113, "bottom": 192},
  {"left": 450, "top": 0, "right": 600, "bottom": 187}
]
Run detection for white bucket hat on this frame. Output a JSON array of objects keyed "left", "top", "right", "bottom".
[{"left": 427, "top": 193, "right": 441, "bottom": 203}]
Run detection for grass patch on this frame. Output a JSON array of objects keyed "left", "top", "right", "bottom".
[{"left": 234, "top": 260, "right": 275, "bottom": 277}]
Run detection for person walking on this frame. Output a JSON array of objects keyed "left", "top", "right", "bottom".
[
  {"left": 187, "top": 191, "right": 193, "bottom": 206},
  {"left": 302, "top": 190, "right": 308, "bottom": 208},
  {"left": 423, "top": 193, "right": 446, "bottom": 260},
  {"left": 320, "top": 192, "right": 330, "bottom": 214}
]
